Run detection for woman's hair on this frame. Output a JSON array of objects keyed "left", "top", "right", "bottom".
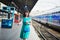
[{"left": 23, "top": 10, "right": 29, "bottom": 17}]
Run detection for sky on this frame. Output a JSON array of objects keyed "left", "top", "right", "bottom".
[{"left": 30, "top": 0, "right": 60, "bottom": 17}]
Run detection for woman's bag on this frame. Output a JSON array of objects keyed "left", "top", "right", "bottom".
[{"left": 24, "top": 27, "right": 30, "bottom": 32}]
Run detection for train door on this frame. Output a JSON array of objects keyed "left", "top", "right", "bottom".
[{"left": 14, "top": 14, "right": 20, "bottom": 23}]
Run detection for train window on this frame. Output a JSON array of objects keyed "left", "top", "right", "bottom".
[
  {"left": 11, "top": 8, "right": 14, "bottom": 10},
  {"left": 3, "top": 7, "right": 7, "bottom": 10},
  {"left": 52, "top": 14, "right": 60, "bottom": 24},
  {"left": 0, "top": 11, "right": 8, "bottom": 19},
  {"left": 0, "top": 11, "right": 12, "bottom": 19},
  {"left": 52, "top": 15, "right": 60, "bottom": 20},
  {"left": 57, "top": 20, "right": 60, "bottom": 24}
]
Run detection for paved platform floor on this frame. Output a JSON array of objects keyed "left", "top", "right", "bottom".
[{"left": 0, "top": 21, "right": 40, "bottom": 40}]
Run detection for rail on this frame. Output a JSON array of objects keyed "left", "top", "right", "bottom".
[{"left": 32, "top": 20, "right": 60, "bottom": 40}]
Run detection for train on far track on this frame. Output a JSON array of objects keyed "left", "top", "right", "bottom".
[{"left": 33, "top": 11, "right": 60, "bottom": 31}]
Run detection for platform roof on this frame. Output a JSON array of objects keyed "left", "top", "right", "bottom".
[{"left": 0, "top": 0, "right": 38, "bottom": 13}]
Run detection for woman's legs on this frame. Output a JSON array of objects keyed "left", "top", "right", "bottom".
[{"left": 23, "top": 38, "right": 27, "bottom": 40}]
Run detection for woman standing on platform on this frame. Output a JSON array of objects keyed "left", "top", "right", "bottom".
[{"left": 20, "top": 10, "right": 31, "bottom": 40}]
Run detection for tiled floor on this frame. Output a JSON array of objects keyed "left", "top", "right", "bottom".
[{"left": 0, "top": 22, "right": 40, "bottom": 40}]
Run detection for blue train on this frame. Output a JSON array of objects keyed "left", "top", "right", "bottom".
[
  {"left": 34, "top": 11, "right": 60, "bottom": 31},
  {"left": 0, "top": 6, "right": 15, "bottom": 28}
]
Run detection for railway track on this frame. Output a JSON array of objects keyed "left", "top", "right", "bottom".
[
  {"left": 40, "top": 27, "right": 59, "bottom": 40},
  {"left": 32, "top": 20, "right": 60, "bottom": 40}
]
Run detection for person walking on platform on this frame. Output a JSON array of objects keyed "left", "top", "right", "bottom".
[{"left": 20, "top": 10, "right": 32, "bottom": 40}]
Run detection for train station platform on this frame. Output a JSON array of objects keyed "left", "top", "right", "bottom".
[{"left": 0, "top": 21, "right": 40, "bottom": 40}]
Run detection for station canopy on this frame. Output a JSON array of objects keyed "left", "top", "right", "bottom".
[{"left": 0, "top": 0, "right": 38, "bottom": 14}]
